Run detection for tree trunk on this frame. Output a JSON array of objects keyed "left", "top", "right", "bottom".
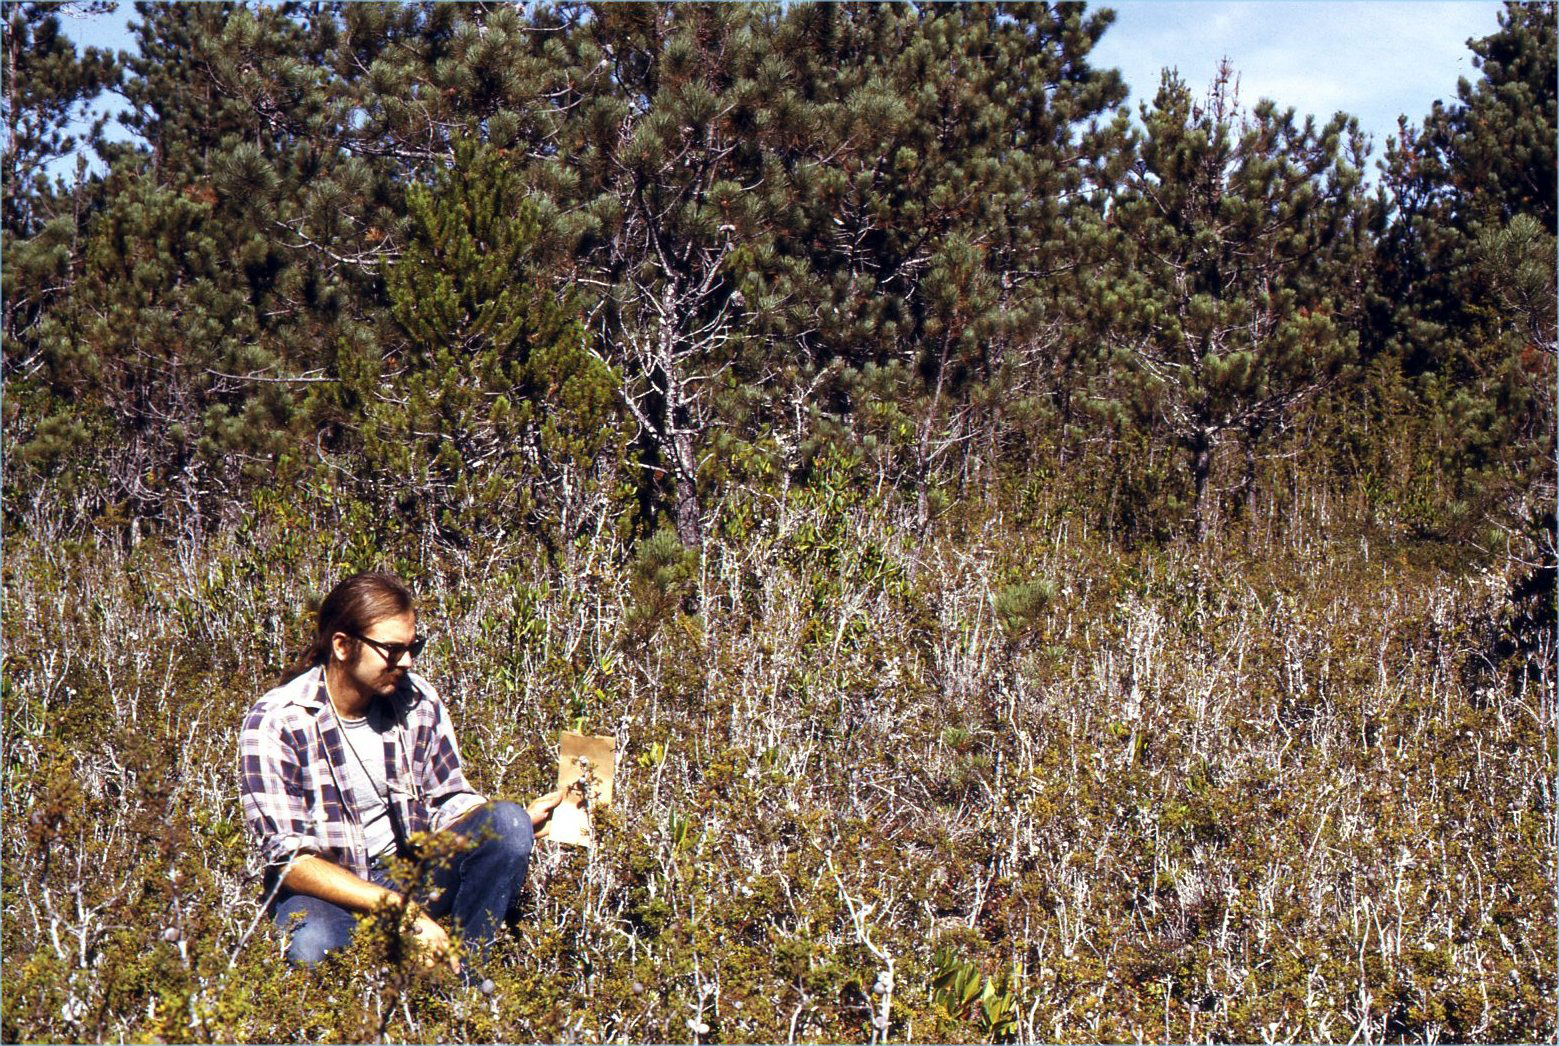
[
  {"left": 915, "top": 334, "right": 952, "bottom": 532},
  {"left": 1191, "top": 427, "right": 1213, "bottom": 542},
  {"left": 656, "top": 302, "right": 704, "bottom": 550},
  {"left": 670, "top": 426, "right": 702, "bottom": 548},
  {"left": 1056, "top": 355, "right": 1074, "bottom": 468},
  {"left": 1239, "top": 425, "right": 1261, "bottom": 521}
]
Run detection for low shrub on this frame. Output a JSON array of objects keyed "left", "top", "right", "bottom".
[{"left": 2, "top": 479, "right": 1553, "bottom": 1042}]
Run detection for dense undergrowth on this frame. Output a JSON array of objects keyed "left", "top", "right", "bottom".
[{"left": 2, "top": 468, "right": 1554, "bottom": 1044}]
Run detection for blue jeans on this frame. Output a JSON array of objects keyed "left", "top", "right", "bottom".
[{"left": 272, "top": 801, "right": 534, "bottom": 966}]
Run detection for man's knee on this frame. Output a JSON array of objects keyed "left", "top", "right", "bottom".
[
  {"left": 452, "top": 800, "right": 533, "bottom": 874},
  {"left": 275, "top": 896, "right": 355, "bottom": 966},
  {"left": 286, "top": 921, "right": 348, "bottom": 965},
  {"left": 481, "top": 800, "right": 534, "bottom": 866}
]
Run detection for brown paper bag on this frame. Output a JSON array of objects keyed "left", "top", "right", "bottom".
[{"left": 539, "top": 731, "right": 616, "bottom": 848}]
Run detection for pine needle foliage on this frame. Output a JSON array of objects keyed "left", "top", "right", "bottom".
[{"left": 359, "top": 136, "right": 626, "bottom": 551}]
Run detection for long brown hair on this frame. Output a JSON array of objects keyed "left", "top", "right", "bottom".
[{"left": 280, "top": 570, "right": 415, "bottom": 684}]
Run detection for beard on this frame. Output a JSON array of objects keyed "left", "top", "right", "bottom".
[
  {"left": 343, "top": 653, "right": 407, "bottom": 698},
  {"left": 373, "top": 666, "right": 407, "bottom": 695}
]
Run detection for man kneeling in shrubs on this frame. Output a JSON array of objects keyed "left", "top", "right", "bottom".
[{"left": 240, "top": 570, "right": 561, "bottom": 973}]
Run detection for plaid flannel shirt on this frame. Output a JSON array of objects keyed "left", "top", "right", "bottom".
[{"left": 239, "top": 665, "right": 485, "bottom": 885}]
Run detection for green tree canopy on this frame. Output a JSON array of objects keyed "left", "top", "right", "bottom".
[
  {"left": 1376, "top": 1, "right": 1556, "bottom": 535},
  {"left": 1108, "top": 64, "right": 1374, "bottom": 539},
  {"left": 355, "top": 136, "right": 624, "bottom": 551}
]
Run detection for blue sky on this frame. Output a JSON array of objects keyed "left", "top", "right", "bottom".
[
  {"left": 1092, "top": 1, "right": 1505, "bottom": 155},
  {"left": 54, "top": 1, "right": 1508, "bottom": 175}
]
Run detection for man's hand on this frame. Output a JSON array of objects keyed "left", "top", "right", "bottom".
[
  {"left": 526, "top": 789, "right": 565, "bottom": 829},
  {"left": 408, "top": 909, "right": 460, "bottom": 974},
  {"left": 284, "top": 856, "right": 459, "bottom": 972}
]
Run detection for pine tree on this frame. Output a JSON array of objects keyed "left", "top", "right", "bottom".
[
  {"left": 1108, "top": 64, "right": 1374, "bottom": 540},
  {"left": 1, "top": 0, "right": 118, "bottom": 239},
  {"left": 1, "top": 0, "right": 119, "bottom": 398},
  {"left": 361, "top": 136, "right": 623, "bottom": 550},
  {"left": 7, "top": 3, "right": 345, "bottom": 532},
  {"left": 9, "top": 173, "right": 302, "bottom": 532},
  {"left": 764, "top": 2, "right": 1129, "bottom": 524},
  {"left": 534, "top": 2, "right": 818, "bottom": 548},
  {"left": 1377, "top": 1, "right": 1555, "bottom": 535}
]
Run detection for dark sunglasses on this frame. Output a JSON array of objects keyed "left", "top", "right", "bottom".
[{"left": 346, "top": 631, "right": 428, "bottom": 666}]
